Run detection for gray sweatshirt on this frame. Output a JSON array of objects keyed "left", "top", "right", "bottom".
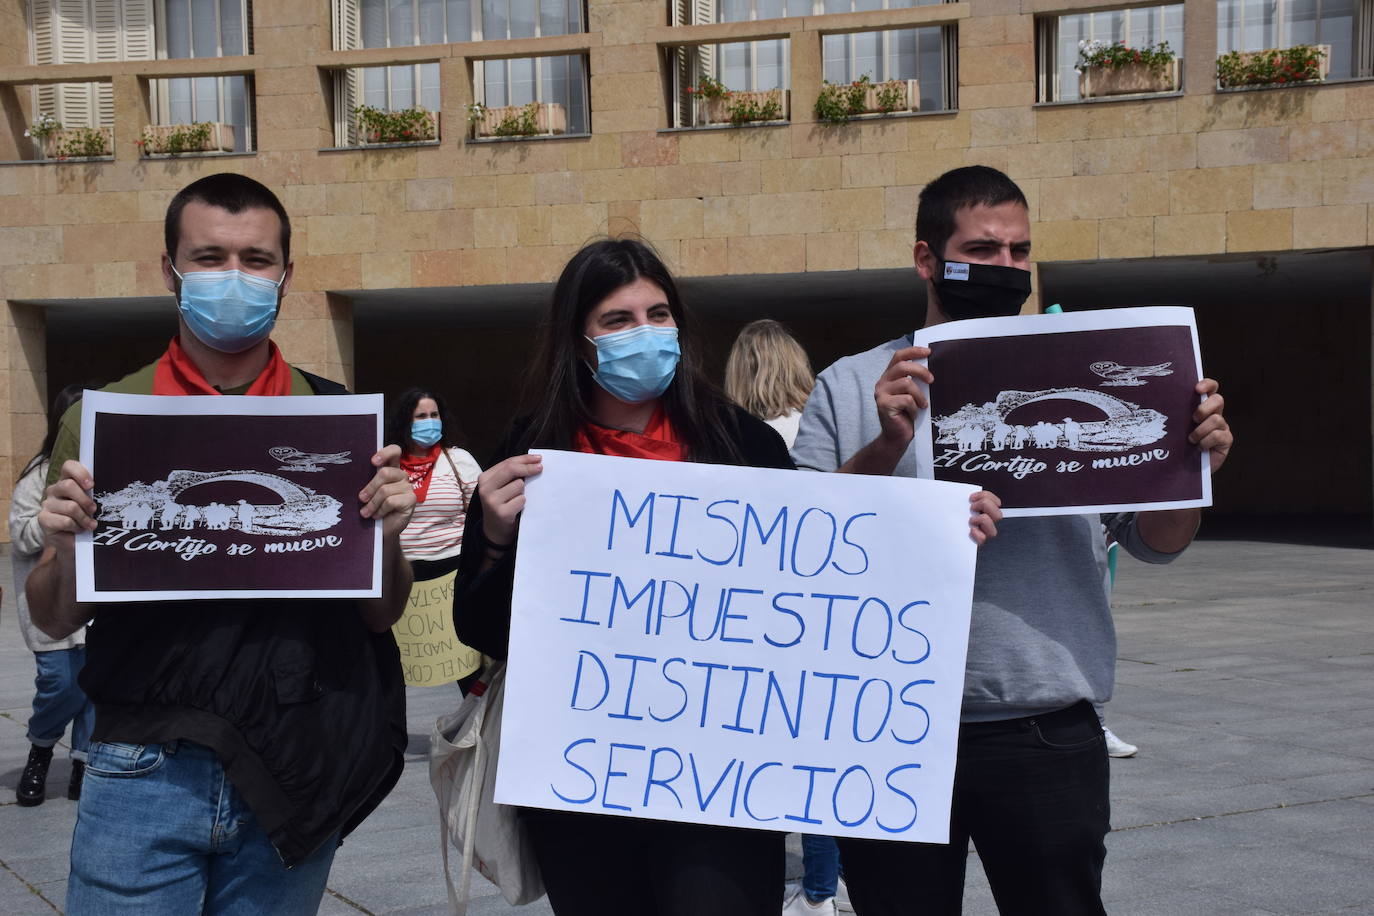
[{"left": 792, "top": 334, "right": 1182, "bottom": 722}]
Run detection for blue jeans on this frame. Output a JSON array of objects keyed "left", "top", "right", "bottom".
[
  {"left": 837, "top": 701, "right": 1109, "bottom": 915},
  {"left": 802, "top": 834, "right": 841, "bottom": 902},
  {"left": 27, "top": 647, "right": 95, "bottom": 760},
  {"left": 68, "top": 740, "right": 338, "bottom": 916}
]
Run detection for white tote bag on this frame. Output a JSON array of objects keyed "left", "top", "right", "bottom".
[{"left": 429, "top": 663, "right": 545, "bottom": 914}]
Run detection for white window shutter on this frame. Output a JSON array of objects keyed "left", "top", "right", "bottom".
[
  {"left": 333, "top": 0, "right": 361, "bottom": 144},
  {"left": 29, "top": 0, "right": 59, "bottom": 119},
  {"left": 123, "top": 0, "right": 156, "bottom": 60},
  {"left": 694, "top": 0, "right": 716, "bottom": 82},
  {"left": 54, "top": 0, "right": 94, "bottom": 127}
]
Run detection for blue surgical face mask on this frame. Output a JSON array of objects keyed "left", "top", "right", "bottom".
[
  {"left": 411, "top": 418, "right": 443, "bottom": 447},
  {"left": 586, "top": 324, "right": 681, "bottom": 404},
  {"left": 172, "top": 265, "right": 284, "bottom": 354}
]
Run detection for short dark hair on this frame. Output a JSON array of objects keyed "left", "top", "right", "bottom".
[
  {"left": 387, "top": 386, "right": 463, "bottom": 451},
  {"left": 916, "top": 166, "right": 1028, "bottom": 261},
  {"left": 164, "top": 173, "right": 292, "bottom": 263}
]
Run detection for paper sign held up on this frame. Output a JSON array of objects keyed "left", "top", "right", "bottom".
[
  {"left": 912, "top": 306, "right": 1210, "bottom": 517},
  {"left": 497, "top": 450, "right": 979, "bottom": 843}
]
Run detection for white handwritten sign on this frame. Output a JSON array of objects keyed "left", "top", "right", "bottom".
[
  {"left": 912, "top": 306, "right": 1210, "bottom": 517},
  {"left": 76, "top": 390, "right": 382, "bottom": 601},
  {"left": 497, "top": 450, "right": 978, "bottom": 843}
]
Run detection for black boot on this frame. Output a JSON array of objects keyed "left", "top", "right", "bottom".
[
  {"left": 67, "top": 760, "right": 86, "bottom": 801},
  {"left": 17, "top": 745, "right": 53, "bottom": 807}
]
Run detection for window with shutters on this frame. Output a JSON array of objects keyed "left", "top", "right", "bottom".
[
  {"left": 471, "top": 55, "right": 590, "bottom": 136},
  {"left": 25, "top": 0, "right": 252, "bottom": 152},
  {"left": 666, "top": 0, "right": 953, "bottom": 125},
  {"left": 152, "top": 0, "right": 254, "bottom": 151},
  {"left": 332, "top": 0, "right": 589, "bottom": 143},
  {"left": 27, "top": 0, "right": 156, "bottom": 132},
  {"left": 1035, "top": 5, "right": 1183, "bottom": 102},
  {"left": 823, "top": 26, "right": 954, "bottom": 111},
  {"left": 1216, "top": 0, "right": 1372, "bottom": 80}
]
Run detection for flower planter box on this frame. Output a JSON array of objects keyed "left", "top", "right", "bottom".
[
  {"left": 1080, "top": 58, "right": 1180, "bottom": 97},
  {"left": 35, "top": 126, "right": 113, "bottom": 159},
  {"left": 1218, "top": 43, "right": 1330, "bottom": 88},
  {"left": 860, "top": 79, "right": 920, "bottom": 113},
  {"left": 699, "top": 88, "right": 790, "bottom": 126},
  {"left": 470, "top": 104, "right": 566, "bottom": 139},
  {"left": 140, "top": 122, "right": 236, "bottom": 154},
  {"left": 359, "top": 111, "right": 440, "bottom": 144}
]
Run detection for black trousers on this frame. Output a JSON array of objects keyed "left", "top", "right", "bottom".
[
  {"left": 523, "top": 808, "right": 783, "bottom": 916},
  {"left": 837, "top": 701, "right": 1110, "bottom": 916}
]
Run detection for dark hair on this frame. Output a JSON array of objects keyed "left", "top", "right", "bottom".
[
  {"left": 387, "top": 387, "right": 462, "bottom": 452},
  {"left": 515, "top": 238, "right": 743, "bottom": 464},
  {"left": 164, "top": 173, "right": 292, "bottom": 264},
  {"left": 19, "top": 383, "right": 85, "bottom": 480},
  {"left": 916, "top": 166, "right": 1029, "bottom": 260}
]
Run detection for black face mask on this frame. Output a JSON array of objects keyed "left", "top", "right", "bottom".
[{"left": 932, "top": 260, "right": 1032, "bottom": 321}]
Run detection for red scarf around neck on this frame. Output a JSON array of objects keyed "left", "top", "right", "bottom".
[
  {"left": 152, "top": 336, "right": 294, "bottom": 396},
  {"left": 573, "top": 406, "right": 687, "bottom": 461},
  {"left": 400, "top": 444, "right": 442, "bottom": 502}
]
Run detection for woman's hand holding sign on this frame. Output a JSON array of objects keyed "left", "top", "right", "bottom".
[{"left": 477, "top": 453, "right": 544, "bottom": 566}]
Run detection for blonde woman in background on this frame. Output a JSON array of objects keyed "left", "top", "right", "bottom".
[
  {"left": 724, "top": 319, "right": 815, "bottom": 450},
  {"left": 726, "top": 320, "right": 851, "bottom": 916}
]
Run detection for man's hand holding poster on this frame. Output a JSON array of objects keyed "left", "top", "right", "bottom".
[
  {"left": 912, "top": 306, "right": 1211, "bottom": 517},
  {"left": 499, "top": 450, "right": 979, "bottom": 843},
  {"left": 75, "top": 390, "right": 383, "bottom": 601}
]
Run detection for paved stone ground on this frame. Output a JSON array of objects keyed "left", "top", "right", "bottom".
[{"left": 1, "top": 535, "right": 1370, "bottom": 915}]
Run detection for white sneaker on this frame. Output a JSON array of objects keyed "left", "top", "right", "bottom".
[
  {"left": 835, "top": 877, "right": 854, "bottom": 913},
  {"left": 783, "top": 882, "right": 838, "bottom": 916},
  {"left": 1103, "top": 728, "right": 1138, "bottom": 758}
]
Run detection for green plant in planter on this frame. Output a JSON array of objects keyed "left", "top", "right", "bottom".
[
  {"left": 140, "top": 121, "right": 213, "bottom": 155},
  {"left": 686, "top": 75, "right": 731, "bottom": 101},
  {"left": 493, "top": 102, "right": 541, "bottom": 137},
  {"left": 1076, "top": 40, "right": 1176, "bottom": 76},
  {"left": 54, "top": 128, "right": 110, "bottom": 159},
  {"left": 1216, "top": 45, "right": 1325, "bottom": 87},
  {"left": 24, "top": 113, "right": 62, "bottom": 143},
  {"left": 727, "top": 93, "right": 781, "bottom": 126},
  {"left": 353, "top": 105, "right": 437, "bottom": 143},
  {"left": 814, "top": 76, "right": 870, "bottom": 124},
  {"left": 875, "top": 79, "right": 905, "bottom": 113}
]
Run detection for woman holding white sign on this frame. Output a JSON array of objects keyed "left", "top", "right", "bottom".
[
  {"left": 388, "top": 387, "right": 485, "bottom": 689},
  {"left": 455, "top": 238, "right": 797, "bottom": 915}
]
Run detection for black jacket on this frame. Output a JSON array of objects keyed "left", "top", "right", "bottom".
[
  {"left": 454, "top": 404, "right": 794, "bottom": 659},
  {"left": 78, "top": 365, "right": 406, "bottom": 867}
]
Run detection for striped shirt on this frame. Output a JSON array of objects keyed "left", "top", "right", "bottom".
[{"left": 400, "top": 447, "right": 482, "bottom": 562}]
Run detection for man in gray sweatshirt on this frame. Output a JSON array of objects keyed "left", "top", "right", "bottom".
[{"left": 791, "top": 166, "right": 1233, "bottom": 915}]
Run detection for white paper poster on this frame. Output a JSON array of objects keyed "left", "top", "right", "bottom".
[
  {"left": 912, "top": 306, "right": 1210, "bottom": 517},
  {"left": 498, "top": 449, "right": 979, "bottom": 843},
  {"left": 76, "top": 390, "right": 383, "bottom": 601}
]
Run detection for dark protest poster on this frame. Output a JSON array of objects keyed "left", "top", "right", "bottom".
[
  {"left": 75, "top": 391, "right": 382, "bottom": 601},
  {"left": 911, "top": 306, "right": 1210, "bottom": 517}
]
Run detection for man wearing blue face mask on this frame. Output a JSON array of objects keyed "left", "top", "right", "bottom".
[
  {"left": 792, "top": 166, "right": 1234, "bottom": 915},
  {"left": 27, "top": 173, "right": 415, "bottom": 915}
]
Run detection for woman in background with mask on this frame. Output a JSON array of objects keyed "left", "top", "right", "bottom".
[
  {"left": 389, "top": 388, "right": 484, "bottom": 688},
  {"left": 453, "top": 238, "right": 793, "bottom": 915}
]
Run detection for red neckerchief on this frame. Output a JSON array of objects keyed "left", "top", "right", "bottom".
[
  {"left": 573, "top": 406, "right": 687, "bottom": 461},
  {"left": 400, "top": 444, "right": 442, "bottom": 502},
  {"left": 152, "top": 336, "right": 294, "bottom": 396}
]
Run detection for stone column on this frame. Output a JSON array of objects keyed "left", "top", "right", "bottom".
[{"left": 270, "top": 291, "right": 355, "bottom": 389}]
